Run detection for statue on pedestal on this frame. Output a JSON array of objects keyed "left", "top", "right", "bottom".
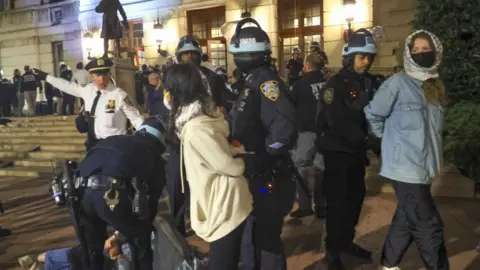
[{"left": 95, "top": 0, "right": 129, "bottom": 58}]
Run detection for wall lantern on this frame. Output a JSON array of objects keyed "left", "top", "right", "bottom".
[
  {"left": 83, "top": 32, "right": 94, "bottom": 60},
  {"left": 343, "top": 0, "right": 356, "bottom": 42}
]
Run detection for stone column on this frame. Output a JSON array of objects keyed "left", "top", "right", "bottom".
[{"left": 225, "top": 0, "right": 278, "bottom": 75}]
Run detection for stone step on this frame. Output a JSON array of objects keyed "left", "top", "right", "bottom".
[
  {"left": 0, "top": 137, "right": 85, "bottom": 144},
  {"left": 5, "top": 121, "right": 75, "bottom": 127},
  {"left": 5, "top": 116, "right": 77, "bottom": 122},
  {"left": 0, "top": 151, "right": 28, "bottom": 159},
  {"left": 0, "top": 144, "right": 40, "bottom": 152},
  {"left": 0, "top": 166, "right": 55, "bottom": 178},
  {"left": 27, "top": 151, "right": 84, "bottom": 161},
  {"left": 0, "top": 125, "right": 77, "bottom": 132},
  {"left": 0, "top": 131, "right": 85, "bottom": 137},
  {"left": 14, "top": 159, "right": 62, "bottom": 168},
  {"left": 1, "top": 144, "right": 84, "bottom": 152}
]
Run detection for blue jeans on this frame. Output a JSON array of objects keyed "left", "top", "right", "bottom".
[{"left": 44, "top": 245, "right": 131, "bottom": 270}]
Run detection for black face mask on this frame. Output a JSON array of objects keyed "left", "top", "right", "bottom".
[{"left": 411, "top": 51, "right": 435, "bottom": 68}]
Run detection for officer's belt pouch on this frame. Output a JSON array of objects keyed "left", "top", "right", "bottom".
[
  {"left": 75, "top": 112, "right": 88, "bottom": 133},
  {"left": 86, "top": 175, "right": 125, "bottom": 189}
]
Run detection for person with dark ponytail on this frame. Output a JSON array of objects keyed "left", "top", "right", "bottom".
[{"left": 164, "top": 63, "right": 252, "bottom": 269}]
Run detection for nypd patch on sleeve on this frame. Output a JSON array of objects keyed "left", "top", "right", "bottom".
[{"left": 260, "top": 80, "right": 280, "bottom": 102}]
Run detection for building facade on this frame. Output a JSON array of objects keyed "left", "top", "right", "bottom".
[
  {"left": 78, "top": 0, "right": 418, "bottom": 75},
  {"left": 0, "top": 0, "right": 82, "bottom": 78},
  {"left": 0, "top": 0, "right": 418, "bottom": 78}
]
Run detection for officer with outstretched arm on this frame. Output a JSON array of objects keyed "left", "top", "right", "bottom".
[{"left": 33, "top": 58, "right": 144, "bottom": 150}]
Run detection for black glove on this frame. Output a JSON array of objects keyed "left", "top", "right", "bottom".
[{"left": 33, "top": 68, "right": 48, "bottom": 81}]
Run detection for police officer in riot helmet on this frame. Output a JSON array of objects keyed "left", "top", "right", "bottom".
[
  {"left": 229, "top": 17, "right": 297, "bottom": 270},
  {"left": 315, "top": 28, "right": 377, "bottom": 269},
  {"left": 286, "top": 48, "right": 304, "bottom": 86},
  {"left": 75, "top": 116, "right": 167, "bottom": 270},
  {"left": 310, "top": 41, "right": 329, "bottom": 66},
  {"left": 174, "top": 35, "right": 235, "bottom": 111}
]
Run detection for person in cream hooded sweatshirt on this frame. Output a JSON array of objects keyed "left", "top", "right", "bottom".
[{"left": 164, "top": 63, "right": 252, "bottom": 270}]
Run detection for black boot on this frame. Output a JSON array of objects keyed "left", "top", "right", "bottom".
[
  {"left": 325, "top": 252, "right": 346, "bottom": 270},
  {"left": 344, "top": 242, "right": 372, "bottom": 260}
]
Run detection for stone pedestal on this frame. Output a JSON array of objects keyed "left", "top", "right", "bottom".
[{"left": 110, "top": 58, "right": 146, "bottom": 113}]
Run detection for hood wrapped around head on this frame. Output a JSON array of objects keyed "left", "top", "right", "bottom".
[{"left": 403, "top": 30, "right": 443, "bottom": 81}]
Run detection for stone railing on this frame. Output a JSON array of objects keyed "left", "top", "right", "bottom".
[{"left": 0, "top": 0, "right": 79, "bottom": 32}]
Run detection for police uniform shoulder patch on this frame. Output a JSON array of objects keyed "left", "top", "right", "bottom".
[
  {"left": 260, "top": 80, "right": 280, "bottom": 102},
  {"left": 123, "top": 95, "right": 135, "bottom": 107},
  {"left": 106, "top": 99, "right": 116, "bottom": 110},
  {"left": 323, "top": 88, "right": 334, "bottom": 104}
]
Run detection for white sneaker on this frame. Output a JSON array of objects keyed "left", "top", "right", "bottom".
[{"left": 378, "top": 267, "right": 401, "bottom": 270}]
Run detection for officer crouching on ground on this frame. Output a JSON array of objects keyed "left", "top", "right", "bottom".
[
  {"left": 315, "top": 29, "right": 378, "bottom": 269},
  {"left": 33, "top": 58, "right": 144, "bottom": 150},
  {"left": 75, "top": 116, "right": 167, "bottom": 270},
  {"left": 229, "top": 18, "right": 297, "bottom": 270},
  {"left": 289, "top": 53, "right": 327, "bottom": 219}
]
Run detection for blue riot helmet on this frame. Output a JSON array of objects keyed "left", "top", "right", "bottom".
[
  {"left": 229, "top": 17, "right": 272, "bottom": 72},
  {"left": 135, "top": 116, "right": 167, "bottom": 153},
  {"left": 342, "top": 28, "right": 377, "bottom": 72},
  {"left": 175, "top": 35, "right": 202, "bottom": 65}
]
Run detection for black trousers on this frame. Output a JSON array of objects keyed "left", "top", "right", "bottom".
[
  {"left": 165, "top": 145, "right": 190, "bottom": 235},
  {"left": 80, "top": 188, "right": 158, "bottom": 270},
  {"left": 210, "top": 220, "right": 246, "bottom": 270},
  {"left": 62, "top": 95, "right": 75, "bottom": 115},
  {"left": 381, "top": 181, "right": 449, "bottom": 269},
  {"left": 0, "top": 104, "right": 11, "bottom": 117},
  {"left": 322, "top": 151, "right": 366, "bottom": 254},
  {"left": 241, "top": 169, "right": 296, "bottom": 270}
]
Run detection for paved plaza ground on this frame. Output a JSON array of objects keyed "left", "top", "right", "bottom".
[{"left": 0, "top": 175, "right": 479, "bottom": 270}]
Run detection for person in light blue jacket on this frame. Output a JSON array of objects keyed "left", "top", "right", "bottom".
[{"left": 364, "top": 30, "right": 450, "bottom": 270}]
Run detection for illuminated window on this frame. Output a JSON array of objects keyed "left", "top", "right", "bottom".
[
  {"left": 191, "top": 15, "right": 207, "bottom": 40},
  {"left": 210, "top": 43, "right": 227, "bottom": 67},
  {"left": 187, "top": 6, "right": 227, "bottom": 69},
  {"left": 121, "top": 20, "right": 144, "bottom": 50},
  {"left": 278, "top": 0, "right": 324, "bottom": 72},
  {"left": 304, "top": 35, "right": 322, "bottom": 55},
  {"left": 282, "top": 37, "right": 300, "bottom": 64}
]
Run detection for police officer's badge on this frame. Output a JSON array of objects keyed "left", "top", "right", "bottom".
[
  {"left": 260, "top": 80, "right": 280, "bottom": 102},
  {"left": 97, "top": 59, "right": 105, "bottom": 66},
  {"left": 106, "top": 99, "right": 116, "bottom": 109},
  {"left": 323, "top": 88, "right": 334, "bottom": 104}
]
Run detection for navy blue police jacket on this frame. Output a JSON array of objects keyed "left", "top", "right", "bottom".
[
  {"left": 230, "top": 65, "right": 297, "bottom": 158},
  {"left": 77, "top": 134, "right": 165, "bottom": 190}
]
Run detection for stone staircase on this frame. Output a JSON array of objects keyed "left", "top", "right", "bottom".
[{"left": 0, "top": 116, "right": 85, "bottom": 178}]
